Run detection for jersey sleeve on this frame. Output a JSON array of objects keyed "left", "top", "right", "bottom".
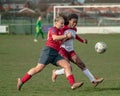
[{"left": 76, "top": 34, "right": 84, "bottom": 43}]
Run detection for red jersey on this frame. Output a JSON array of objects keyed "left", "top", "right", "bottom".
[{"left": 46, "top": 27, "right": 63, "bottom": 51}]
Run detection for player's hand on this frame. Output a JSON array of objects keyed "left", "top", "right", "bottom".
[
  {"left": 83, "top": 39, "right": 88, "bottom": 44},
  {"left": 66, "top": 32, "right": 72, "bottom": 39}
]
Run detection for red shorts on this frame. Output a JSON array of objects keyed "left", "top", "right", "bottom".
[{"left": 59, "top": 47, "right": 76, "bottom": 60}]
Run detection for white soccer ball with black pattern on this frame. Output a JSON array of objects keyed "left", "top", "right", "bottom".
[{"left": 95, "top": 42, "right": 107, "bottom": 54}]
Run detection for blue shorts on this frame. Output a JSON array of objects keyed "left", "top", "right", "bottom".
[{"left": 38, "top": 46, "right": 64, "bottom": 66}]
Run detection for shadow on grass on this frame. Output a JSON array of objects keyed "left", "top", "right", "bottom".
[
  {"left": 82, "top": 87, "right": 120, "bottom": 92},
  {"left": 96, "top": 87, "right": 120, "bottom": 91}
]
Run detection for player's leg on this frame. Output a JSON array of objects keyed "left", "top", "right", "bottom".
[
  {"left": 52, "top": 48, "right": 69, "bottom": 82},
  {"left": 71, "top": 55, "right": 96, "bottom": 82},
  {"left": 39, "top": 28, "right": 45, "bottom": 39},
  {"left": 52, "top": 59, "right": 69, "bottom": 82},
  {"left": 56, "top": 58, "right": 84, "bottom": 90},
  {"left": 71, "top": 54, "right": 104, "bottom": 87},
  {"left": 52, "top": 68, "right": 65, "bottom": 82},
  {"left": 34, "top": 27, "right": 40, "bottom": 42},
  {"left": 17, "top": 46, "right": 50, "bottom": 91},
  {"left": 17, "top": 64, "right": 46, "bottom": 91}
]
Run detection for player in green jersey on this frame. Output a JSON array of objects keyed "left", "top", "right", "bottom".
[{"left": 34, "top": 15, "right": 45, "bottom": 42}]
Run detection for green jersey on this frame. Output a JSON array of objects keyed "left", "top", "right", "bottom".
[{"left": 36, "top": 19, "right": 42, "bottom": 29}]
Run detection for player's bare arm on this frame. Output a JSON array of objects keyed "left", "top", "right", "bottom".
[
  {"left": 52, "top": 32, "right": 72, "bottom": 41},
  {"left": 76, "top": 34, "right": 87, "bottom": 44}
]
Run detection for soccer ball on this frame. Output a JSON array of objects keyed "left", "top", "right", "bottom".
[{"left": 95, "top": 42, "right": 107, "bottom": 54}]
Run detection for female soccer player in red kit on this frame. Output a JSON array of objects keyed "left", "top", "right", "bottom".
[
  {"left": 17, "top": 16, "right": 84, "bottom": 91},
  {"left": 52, "top": 13, "right": 104, "bottom": 87}
]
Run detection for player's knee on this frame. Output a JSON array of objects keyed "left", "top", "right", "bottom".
[
  {"left": 79, "top": 62, "right": 86, "bottom": 69},
  {"left": 81, "top": 62, "right": 86, "bottom": 67}
]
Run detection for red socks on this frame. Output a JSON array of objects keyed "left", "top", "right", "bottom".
[
  {"left": 67, "top": 74, "right": 75, "bottom": 86},
  {"left": 21, "top": 73, "right": 75, "bottom": 86},
  {"left": 21, "top": 73, "right": 32, "bottom": 83}
]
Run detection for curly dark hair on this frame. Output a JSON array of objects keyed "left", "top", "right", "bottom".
[
  {"left": 67, "top": 13, "right": 78, "bottom": 20},
  {"left": 59, "top": 13, "right": 78, "bottom": 25},
  {"left": 59, "top": 14, "right": 69, "bottom": 25}
]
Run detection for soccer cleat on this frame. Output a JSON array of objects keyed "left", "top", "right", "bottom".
[
  {"left": 34, "top": 39, "right": 38, "bottom": 42},
  {"left": 71, "top": 82, "right": 84, "bottom": 90},
  {"left": 17, "top": 78, "right": 23, "bottom": 91},
  {"left": 52, "top": 69, "right": 57, "bottom": 82},
  {"left": 92, "top": 78, "right": 104, "bottom": 87}
]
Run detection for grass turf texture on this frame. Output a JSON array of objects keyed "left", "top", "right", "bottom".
[{"left": 0, "top": 34, "right": 120, "bottom": 96}]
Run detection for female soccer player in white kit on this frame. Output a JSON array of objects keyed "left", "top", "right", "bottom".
[{"left": 52, "top": 13, "right": 104, "bottom": 87}]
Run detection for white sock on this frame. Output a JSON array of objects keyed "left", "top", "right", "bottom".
[
  {"left": 83, "top": 69, "right": 96, "bottom": 82},
  {"left": 55, "top": 68, "right": 65, "bottom": 75}
]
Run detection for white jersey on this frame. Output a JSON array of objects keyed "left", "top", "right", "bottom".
[{"left": 61, "top": 29, "right": 76, "bottom": 52}]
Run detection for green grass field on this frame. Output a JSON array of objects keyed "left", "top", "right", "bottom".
[{"left": 0, "top": 34, "right": 120, "bottom": 96}]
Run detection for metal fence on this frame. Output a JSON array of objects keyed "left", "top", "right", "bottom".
[{"left": 1, "top": 15, "right": 53, "bottom": 34}]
